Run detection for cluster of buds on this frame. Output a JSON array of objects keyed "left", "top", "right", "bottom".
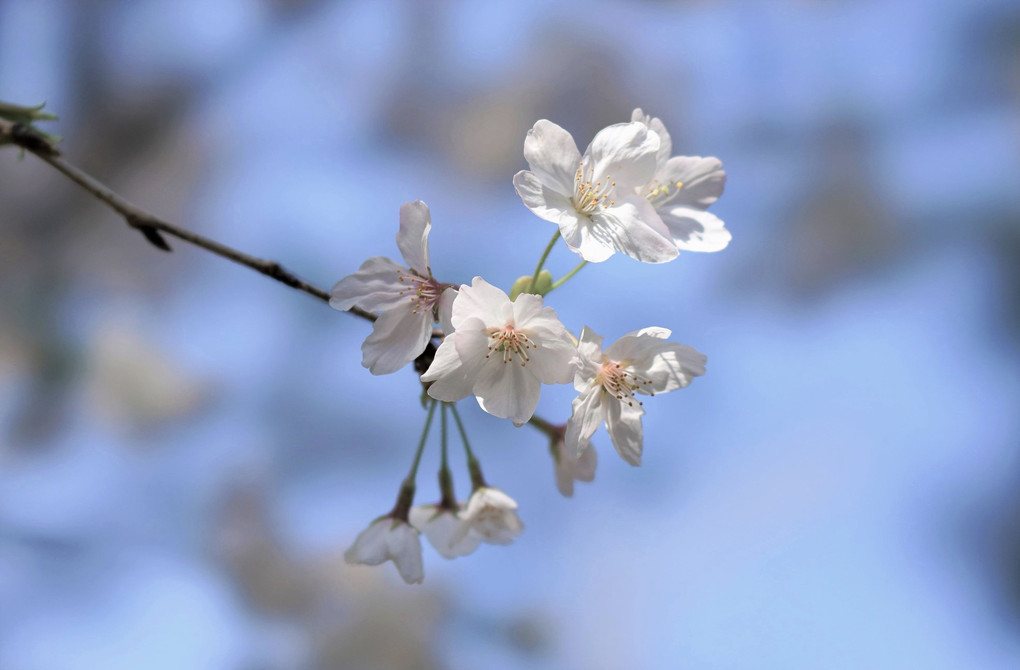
[{"left": 333, "top": 109, "right": 728, "bottom": 583}]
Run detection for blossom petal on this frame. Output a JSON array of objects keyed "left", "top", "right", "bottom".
[
  {"left": 513, "top": 298, "right": 575, "bottom": 385},
  {"left": 522, "top": 119, "right": 582, "bottom": 193},
  {"left": 590, "top": 196, "right": 678, "bottom": 264},
  {"left": 330, "top": 256, "right": 407, "bottom": 312},
  {"left": 574, "top": 325, "right": 605, "bottom": 386},
  {"left": 385, "top": 522, "right": 424, "bottom": 584},
  {"left": 634, "top": 343, "right": 707, "bottom": 394},
  {"left": 657, "top": 156, "right": 726, "bottom": 209},
  {"left": 361, "top": 306, "right": 433, "bottom": 375},
  {"left": 438, "top": 286, "right": 457, "bottom": 335},
  {"left": 344, "top": 518, "right": 391, "bottom": 566},
  {"left": 423, "top": 337, "right": 473, "bottom": 401},
  {"left": 586, "top": 122, "right": 659, "bottom": 190},
  {"left": 451, "top": 277, "right": 510, "bottom": 329},
  {"left": 565, "top": 385, "right": 605, "bottom": 456},
  {"left": 475, "top": 356, "right": 542, "bottom": 426},
  {"left": 560, "top": 218, "right": 617, "bottom": 263},
  {"left": 631, "top": 108, "right": 672, "bottom": 169},
  {"left": 513, "top": 170, "right": 581, "bottom": 230},
  {"left": 396, "top": 200, "right": 431, "bottom": 274},
  {"left": 605, "top": 398, "right": 645, "bottom": 466},
  {"left": 660, "top": 207, "right": 732, "bottom": 253},
  {"left": 409, "top": 506, "right": 480, "bottom": 559}
]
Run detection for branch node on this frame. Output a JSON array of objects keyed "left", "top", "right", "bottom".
[
  {"left": 126, "top": 214, "right": 172, "bottom": 252},
  {"left": 10, "top": 123, "right": 60, "bottom": 157}
]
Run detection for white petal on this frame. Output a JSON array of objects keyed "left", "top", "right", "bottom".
[
  {"left": 513, "top": 170, "right": 582, "bottom": 231},
  {"left": 565, "top": 385, "right": 605, "bottom": 457},
  {"left": 574, "top": 442, "right": 598, "bottom": 482},
  {"left": 471, "top": 487, "right": 518, "bottom": 512},
  {"left": 474, "top": 357, "right": 542, "bottom": 426},
  {"left": 656, "top": 156, "right": 726, "bottom": 209},
  {"left": 560, "top": 218, "right": 618, "bottom": 263},
  {"left": 360, "top": 306, "right": 433, "bottom": 375},
  {"left": 410, "top": 506, "right": 480, "bottom": 559},
  {"left": 344, "top": 518, "right": 391, "bottom": 566},
  {"left": 522, "top": 119, "right": 582, "bottom": 193},
  {"left": 605, "top": 330, "right": 675, "bottom": 364},
  {"left": 422, "top": 337, "right": 473, "bottom": 401},
  {"left": 330, "top": 256, "right": 407, "bottom": 312},
  {"left": 438, "top": 287, "right": 457, "bottom": 335},
  {"left": 635, "top": 343, "right": 707, "bottom": 394},
  {"left": 385, "top": 522, "right": 424, "bottom": 584},
  {"left": 585, "top": 122, "right": 659, "bottom": 190},
  {"left": 605, "top": 398, "right": 645, "bottom": 466},
  {"left": 396, "top": 200, "right": 431, "bottom": 274},
  {"left": 574, "top": 325, "right": 605, "bottom": 386},
  {"left": 513, "top": 299, "right": 575, "bottom": 385},
  {"left": 590, "top": 196, "right": 678, "bottom": 264},
  {"left": 660, "top": 207, "right": 732, "bottom": 253},
  {"left": 450, "top": 277, "right": 509, "bottom": 329},
  {"left": 631, "top": 108, "right": 672, "bottom": 169},
  {"left": 621, "top": 326, "right": 671, "bottom": 339}
]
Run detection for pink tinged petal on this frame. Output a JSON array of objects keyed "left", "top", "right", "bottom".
[
  {"left": 585, "top": 122, "right": 660, "bottom": 190},
  {"left": 422, "top": 337, "right": 473, "bottom": 401},
  {"left": 330, "top": 256, "right": 408, "bottom": 312},
  {"left": 360, "top": 305, "right": 433, "bottom": 375},
  {"left": 661, "top": 207, "right": 732, "bottom": 253},
  {"left": 522, "top": 119, "right": 582, "bottom": 193},
  {"left": 474, "top": 357, "right": 542, "bottom": 426},
  {"left": 438, "top": 287, "right": 457, "bottom": 335},
  {"left": 657, "top": 156, "right": 726, "bottom": 209},
  {"left": 513, "top": 170, "right": 582, "bottom": 230},
  {"left": 396, "top": 200, "right": 431, "bottom": 274},
  {"left": 565, "top": 385, "right": 605, "bottom": 456},
  {"left": 450, "top": 277, "right": 510, "bottom": 329},
  {"left": 590, "top": 196, "right": 678, "bottom": 264},
  {"left": 605, "top": 398, "right": 645, "bottom": 466}
]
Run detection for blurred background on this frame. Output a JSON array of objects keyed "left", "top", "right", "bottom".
[{"left": 2, "top": 0, "right": 1020, "bottom": 667}]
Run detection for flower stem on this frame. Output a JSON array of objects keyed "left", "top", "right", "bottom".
[
  {"left": 438, "top": 403, "right": 456, "bottom": 508},
  {"left": 450, "top": 403, "right": 486, "bottom": 490},
  {"left": 547, "top": 260, "right": 588, "bottom": 294},
  {"left": 528, "top": 230, "right": 561, "bottom": 293},
  {"left": 527, "top": 414, "right": 562, "bottom": 438},
  {"left": 393, "top": 399, "right": 439, "bottom": 520}
]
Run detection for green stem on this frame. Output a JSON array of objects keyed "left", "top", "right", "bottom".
[
  {"left": 406, "top": 399, "right": 438, "bottom": 482},
  {"left": 438, "top": 403, "right": 456, "bottom": 508},
  {"left": 450, "top": 403, "right": 486, "bottom": 490},
  {"left": 547, "top": 260, "right": 588, "bottom": 294},
  {"left": 528, "top": 230, "right": 561, "bottom": 293},
  {"left": 527, "top": 414, "right": 561, "bottom": 438}
]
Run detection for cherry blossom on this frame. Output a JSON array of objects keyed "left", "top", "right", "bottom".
[
  {"left": 551, "top": 433, "right": 598, "bottom": 498},
  {"left": 566, "top": 326, "right": 706, "bottom": 466},
  {"left": 452, "top": 486, "right": 524, "bottom": 546},
  {"left": 512, "top": 120, "right": 678, "bottom": 264},
  {"left": 421, "top": 277, "right": 576, "bottom": 426},
  {"left": 630, "top": 108, "right": 730, "bottom": 253},
  {"left": 330, "top": 200, "right": 453, "bottom": 375},
  {"left": 344, "top": 516, "right": 424, "bottom": 584},
  {"left": 409, "top": 503, "right": 481, "bottom": 559}
]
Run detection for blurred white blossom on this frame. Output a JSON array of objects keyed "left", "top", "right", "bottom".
[{"left": 345, "top": 517, "right": 424, "bottom": 585}]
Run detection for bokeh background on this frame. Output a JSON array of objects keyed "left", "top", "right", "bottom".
[{"left": 2, "top": 0, "right": 1020, "bottom": 668}]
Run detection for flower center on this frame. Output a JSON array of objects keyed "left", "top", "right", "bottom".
[
  {"left": 645, "top": 179, "right": 685, "bottom": 208},
  {"left": 573, "top": 160, "right": 617, "bottom": 214},
  {"left": 485, "top": 324, "right": 536, "bottom": 366},
  {"left": 595, "top": 359, "right": 654, "bottom": 406},
  {"left": 397, "top": 271, "right": 443, "bottom": 315}
]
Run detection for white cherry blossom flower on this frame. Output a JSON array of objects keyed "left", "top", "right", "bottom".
[
  {"left": 512, "top": 120, "right": 678, "bottom": 264},
  {"left": 421, "top": 277, "right": 576, "bottom": 426},
  {"left": 551, "top": 433, "right": 598, "bottom": 498},
  {"left": 630, "top": 108, "right": 730, "bottom": 253},
  {"left": 409, "top": 503, "right": 481, "bottom": 559},
  {"left": 344, "top": 516, "right": 424, "bottom": 584},
  {"left": 330, "top": 200, "right": 454, "bottom": 375},
  {"left": 452, "top": 486, "right": 524, "bottom": 546},
  {"left": 566, "top": 326, "right": 706, "bottom": 466}
]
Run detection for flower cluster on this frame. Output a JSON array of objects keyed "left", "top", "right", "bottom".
[{"left": 332, "top": 109, "right": 728, "bottom": 583}]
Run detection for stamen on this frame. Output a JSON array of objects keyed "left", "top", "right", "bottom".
[
  {"left": 485, "top": 324, "right": 536, "bottom": 367},
  {"left": 573, "top": 159, "right": 619, "bottom": 215},
  {"left": 595, "top": 359, "right": 655, "bottom": 405},
  {"left": 396, "top": 271, "right": 443, "bottom": 315}
]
